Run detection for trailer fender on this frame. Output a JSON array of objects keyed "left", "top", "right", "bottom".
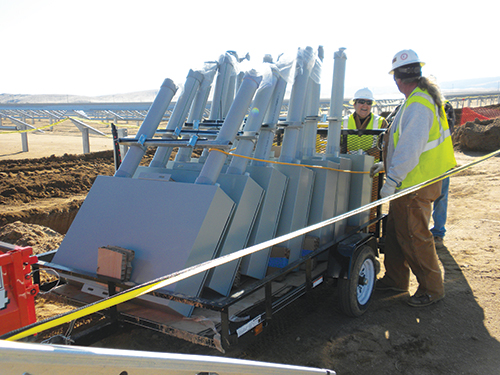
[{"left": 327, "top": 233, "right": 378, "bottom": 279}]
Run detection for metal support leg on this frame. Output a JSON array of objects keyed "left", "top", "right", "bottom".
[
  {"left": 265, "top": 282, "right": 273, "bottom": 321},
  {"left": 305, "top": 258, "right": 313, "bottom": 293},
  {"left": 220, "top": 307, "right": 231, "bottom": 350},
  {"left": 107, "top": 282, "right": 118, "bottom": 320}
]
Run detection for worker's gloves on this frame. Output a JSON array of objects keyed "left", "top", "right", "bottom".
[
  {"left": 380, "top": 178, "right": 398, "bottom": 198},
  {"left": 370, "top": 162, "right": 384, "bottom": 178}
]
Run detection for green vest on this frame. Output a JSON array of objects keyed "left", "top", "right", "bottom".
[
  {"left": 393, "top": 87, "right": 456, "bottom": 189},
  {"left": 343, "top": 114, "right": 384, "bottom": 152}
]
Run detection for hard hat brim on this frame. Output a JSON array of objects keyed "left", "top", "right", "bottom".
[{"left": 389, "top": 61, "right": 425, "bottom": 75}]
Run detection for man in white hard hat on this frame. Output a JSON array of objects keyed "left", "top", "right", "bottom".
[
  {"left": 343, "top": 88, "right": 388, "bottom": 153},
  {"left": 372, "top": 49, "right": 456, "bottom": 307}
]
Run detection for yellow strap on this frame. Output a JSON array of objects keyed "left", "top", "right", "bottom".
[{"left": 209, "top": 148, "right": 370, "bottom": 174}]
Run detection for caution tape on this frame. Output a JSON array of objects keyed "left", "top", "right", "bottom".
[{"left": 1, "top": 148, "right": 499, "bottom": 342}]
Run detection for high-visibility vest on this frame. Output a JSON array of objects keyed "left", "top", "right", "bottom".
[
  {"left": 342, "top": 113, "right": 384, "bottom": 152},
  {"left": 393, "top": 87, "right": 456, "bottom": 189}
]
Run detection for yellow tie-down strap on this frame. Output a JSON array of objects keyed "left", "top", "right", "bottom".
[
  {"left": 2, "top": 148, "right": 499, "bottom": 342},
  {"left": 209, "top": 148, "right": 371, "bottom": 174}
]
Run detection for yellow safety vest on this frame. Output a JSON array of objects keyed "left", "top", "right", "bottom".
[
  {"left": 393, "top": 87, "right": 456, "bottom": 189},
  {"left": 343, "top": 114, "right": 384, "bottom": 152}
]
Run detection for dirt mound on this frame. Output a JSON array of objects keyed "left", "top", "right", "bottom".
[
  {"left": 0, "top": 151, "right": 114, "bottom": 233},
  {"left": 0, "top": 151, "right": 116, "bottom": 206},
  {"left": 453, "top": 117, "right": 500, "bottom": 151},
  {"left": 0, "top": 149, "right": 159, "bottom": 233},
  {"left": 0, "top": 221, "right": 63, "bottom": 255}
]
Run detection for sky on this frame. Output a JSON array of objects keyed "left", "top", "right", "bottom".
[{"left": 1, "top": 0, "right": 499, "bottom": 100}]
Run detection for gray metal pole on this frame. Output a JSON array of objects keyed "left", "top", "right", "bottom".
[
  {"left": 326, "top": 47, "right": 347, "bottom": 157},
  {"left": 195, "top": 70, "right": 262, "bottom": 185},
  {"left": 149, "top": 70, "right": 204, "bottom": 168},
  {"left": 175, "top": 63, "right": 218, "bottom": 163},
  {"left": 226, "top": 65, "right": 278, "bottom": 175},
  {"left": 302, "top": 46, "right": 324, "bottom": 158},
  {"left": 278, "top": 47, "right": 315, "bottom": 163},
  {"left": 115, "top": 78, "right": 177, "bottom": 178},
  {"left": 251, "top": 58, "right": 292, "bottom": 165},
  {"left": 209, "top": 53, "right": 237, "bottom": 121}
]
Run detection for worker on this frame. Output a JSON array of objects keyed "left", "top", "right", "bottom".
[
  {"left": 342, "top": 87, "right": 388, "bottom": 154},
  {"left": 371, "top": 49, "right": 456, "bottom": 307},
  {"left": 431, "top": 101, "right": 456, "bottom": 249}
]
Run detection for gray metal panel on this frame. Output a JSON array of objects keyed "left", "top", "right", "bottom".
[
  {"left": 240, "top": 166, "right": 288, "bottom": 279},
  {"left": 344, "top": 154, "right": 374, "bottom": 227},
  {"left": 52, "top": 175, "right": 235, "bottom": 317},
  {"left": 205, "top": 174, "right": 264, "bottom": 295},
  {"left": 137, "top": 166, "right": 268, "bottom": 294},
  {"left": 301, "top": 159, "right": 340, "bottom": 245},
  {"left": 325, "top": 156, "right": 352, "bottom": 237},
  {"left": 274, "top": 164, "right": 315, "bottom": 263}
]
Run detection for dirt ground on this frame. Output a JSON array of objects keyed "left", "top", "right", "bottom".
[{"left": 1, "top": 123, "right": 500, "bottom": 374}]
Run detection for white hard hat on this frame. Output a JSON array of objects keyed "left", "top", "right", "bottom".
[
  {"left": 389, "top": 49, "right": 425, "bottom": 74},
  {"left": 350, "top": 87, "right": 375, "bottom": 105}
]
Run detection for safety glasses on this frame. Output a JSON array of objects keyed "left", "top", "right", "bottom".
[{"left": 356, "top": 99, "right": 373, "bottom": 105}]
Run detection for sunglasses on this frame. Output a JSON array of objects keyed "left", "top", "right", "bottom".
[{"left": 356, "top": 99, "right": 373, "bottom": 105}]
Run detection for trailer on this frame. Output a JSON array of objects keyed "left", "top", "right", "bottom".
[{"left": 1, "top": 47, "right": 388, "bottom": 354}]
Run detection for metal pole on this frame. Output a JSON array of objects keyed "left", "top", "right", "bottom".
[
  {"left": 226, "top": 65, "right": 278, "bottom": 175},
  {"left": 115, "top": 79, "right": 177, "bottom": 178},
  {"left": 325, "top": 47, "right": 347, "bottom": 157},
  {"left": 175, "top": 63, "right": 218, "bottom": 163},
  {"left": 251, "top": 57, "right": 292, "bottom": 165},
  {"left": 278, "top": 47, "right": 315, "bottom": 163},
  {"left": 20, "top": 126, "right": 28, "bottom": 152},
  {"left": 149, "top": 70, "right": 204, "bottom": 168},
  {"left": 209, "top": 53, "right": 237, "bottom": 121},
  {"left": 302, "top": 46, "right": 323, "bottom": 158},
  {"left": 195, "top": 70, "right": 262, "bottom": 185},
  {"left": 82, "top": 127, "right": 90, "bottom": 154}
]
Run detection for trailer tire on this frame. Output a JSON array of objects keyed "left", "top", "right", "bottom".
[{"left": 338, "top": 245, "right": 376, "bottom": 317}]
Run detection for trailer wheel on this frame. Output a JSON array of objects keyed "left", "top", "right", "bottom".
[{"left": 338, "top": 245, "right": 376, "bottom": 317}]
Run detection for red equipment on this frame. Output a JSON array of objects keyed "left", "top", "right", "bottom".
[{"left": 0, "top": 241, "right": 39, "bottom": 336}]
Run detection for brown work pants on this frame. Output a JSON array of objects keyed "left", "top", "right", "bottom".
[{"left": 383, "top": 181, "right": 444, "bottom": 298}]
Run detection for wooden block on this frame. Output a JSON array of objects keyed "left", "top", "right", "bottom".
[{"left": 97, "top": 246, "right": 135, "bottom": 281}]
